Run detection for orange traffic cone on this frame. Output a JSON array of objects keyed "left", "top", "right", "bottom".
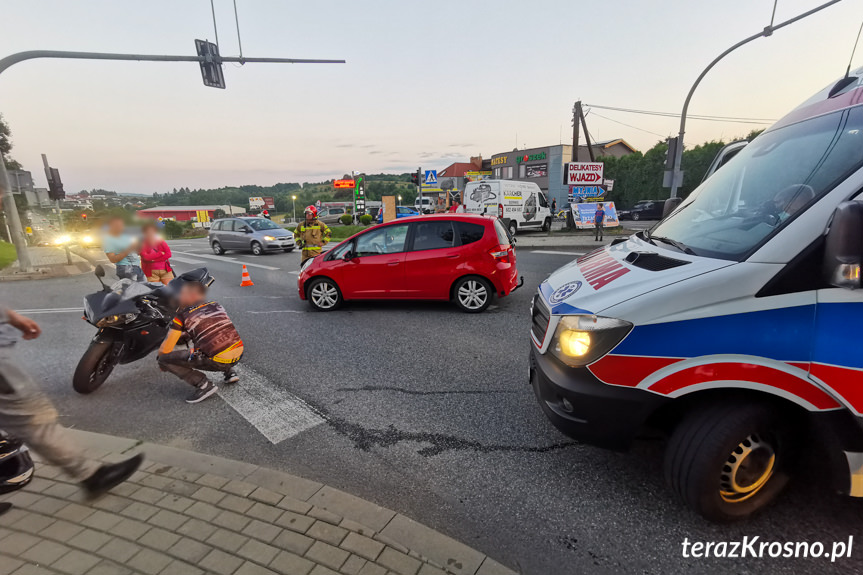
[{"left": 240, "top": 265, "right": 254, "bottom": 287}]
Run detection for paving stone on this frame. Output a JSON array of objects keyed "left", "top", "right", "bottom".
[
  {"left": 148, "top": 509, "right": 188, "bottom": 531},
  {"left": 308, "top": 507, "right": 342, "bottom": 526},
  {"left": 247, "top": 502, "right": 283, "bottom": 523},
  {"left": 53, "top": 548, "right": 102, "bottom": 575},
  {"left": 269, "top": 550, "right": 315, "bottom": 575},
  {"left": 28, "top": 496, "right": 68, "bottom": 517},
  {"left": 13, "top": 512, "right": 56, "bottom": 535},
  {"left": 8, "top": 564, "right": 54, "bottom": 575},
  {"left": 245, "top": 468, "right": 323, "bottom": 502},
  {"left": 106, "top": 482, "right": 138, "bottom": 498},
  {"left": 39, "top": 520, "right": 85, "bottom": 542},
  {"left": 243, "top": 519, "right": 282, "bottom": 543},
  {"left": 275, "top": 510, "right": 315, "bottom": 534},
  {"left": 213, "top": 509, "right": 251, "bottom": 531},
  {"left": 157, "top": 560, "right": 203, "bottom": 575},
  {"left": 139, "top": 527, "right": 182, "bottom": 550},
  {"left": 85, "top": 562, "right": 133, "bottom": 575},
  {"left": 276, "top": 496, "right": 313, "bottom": 515},
  {"left": 340, "top": 532, "right": 384, "bottom": 562},
  {"left": 167, "top": 537, "right": 212, "bottom": 563},
  {"left": 126, "top": 548, "right": 173, "bottom": 575},
  {"left": 160, "top": 467, "right": 203, "bottom": 484},
  {"left": 234, "top": 562, "right": 278, "bottom": 575},
  {"left": 137, "top": 474, "right": 172, "bottom": 490},
  {"left": 379, "top": 516, "right": 483, "bottom": 575},
  {"left": 155, "top": 494, "right": 196, "bottom": 513},
  {"left": 222, "top": 479, "right": 258, "bottom": 497},
  {"left": 191, "top": 486, "right": 225, "bottom": 504},
  {"left": 90, "top": 494, "right": 132, "bottom": 514},
  {"left": 307, "top": 521, "right": 349, "bottom": 546},
  {"left": 341, "top": 554, "right": 368, "bottom": 575},
  {"left": 305, "top": 541, "right": 349, "bottom": 571},
  {"left": 110, "top": 518, "right": 151, "bottom": 541},
  {"left": 237, "top": 538, "right": 280, "bottom": 564},
  {"left": 129, "top": 486, "right": 164, "bottom": 504},
  {"left": 195, "top": 473, "right": 230, "bottom": 489},
  {"left": 199, "top": 549, "right": 245, "bottom": 575},
  {"left": 118, "top": 501, "right": 158, "bottom": 522},
  {"left": 5, "top": 491, "right": 42, "bottom": 507},
  {"left": 307, "top": 488, "right": 395, "bottom": 533},
  {"left": 81, "top": 510, "right": 125, "bottom": 531},
  {"left": 161, "top": 479, "right": 199, "bottom": 497},
  {"left": 310, "top": 565, "right": 340, "bottom": 575},
  {"left": 272, "top": 529, "right": 314, "bottom": 555},
  {"left": 98, "top": 538, "right": 142, "bottom": 563},
  {"left": 0, "top": 556, "right": 25, "bottom": 575},
  {"left": 41, "top": 482, "right": 79, "bottom": 500},
  {"left": 20, "top": 539, "right": 70, "bottom": 565},
  {"left": 218, "top": 493, "right": 255, "bottom": 513},
  {"left": 356, "top": 564, "right": 387, "bottom": 575},
  {"left": 67, "top": 529, "right": 113, "bottom": 552},
  {"left": 185, "top": 501, "right": 220, "bottom": 522},
  {"left": 417, "top": 565, "right": 447, "bottom": 575},
  {"left": 474, "top": 558, "right": 515, "bottom": 575},
  {"left": 376, "top": 548, "right": 420, "bottom": 575},
  {"left": 55, "top": 503, "right": 95, "bottom": 523},
  {"left": 249, "top": 487, "right": 283, "bottom": 506},
  {"left": 176, "top": 518, "right": 218, "bottom": 542},
  {"left": 338, "top": 519, "right": 375, "bottom": 538},
  {"left": 206, "top": 528, "right": 250, "bottom": 553}
]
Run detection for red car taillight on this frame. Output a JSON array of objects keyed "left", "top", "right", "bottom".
[{"left": 490, "top": 245, "right": 512, "bottom": 263}]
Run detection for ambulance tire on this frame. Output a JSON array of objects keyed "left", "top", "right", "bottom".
[{"left": 664, "top": 402, "right": 793, "bottom": 523}]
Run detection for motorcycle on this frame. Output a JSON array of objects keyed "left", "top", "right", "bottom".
[{"left": 73, "top": 265, "right": 214, "bottom": 394}]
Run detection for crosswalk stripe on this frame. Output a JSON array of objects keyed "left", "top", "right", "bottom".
[{"left": 173, "top": 251, "right": 280, "bottom": 271}]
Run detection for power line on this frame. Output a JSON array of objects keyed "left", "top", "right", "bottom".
[
  {"left": 584, "top": 104, "right": 777, "bottom": 124},
  {"left": 588, "top": 111, "right": 669, "bottom": 138}
]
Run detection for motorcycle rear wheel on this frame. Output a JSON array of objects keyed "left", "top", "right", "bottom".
[{"left": 73, "top": 342, "right": 116, "bottom": 394}]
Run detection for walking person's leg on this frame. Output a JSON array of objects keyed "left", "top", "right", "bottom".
[{"left": 0, "top": 349, "right": 142, "bottom": 495}]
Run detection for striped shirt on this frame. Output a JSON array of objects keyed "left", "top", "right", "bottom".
[{"left": 171, "top": 301, "right": 242, "bottom": 363}]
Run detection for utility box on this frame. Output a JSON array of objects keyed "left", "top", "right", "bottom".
[{"left": 382, "top": 196, "right": 397, "bottom": 223}]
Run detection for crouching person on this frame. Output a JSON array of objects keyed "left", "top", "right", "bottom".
[{"left": 157, "top": 282, "right": 243, "bottom": 404}]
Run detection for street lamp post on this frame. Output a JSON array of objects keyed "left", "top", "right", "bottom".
[
  {"left": 669, "top": 0, "right": 843, "bottom": 198},
  {"left": 398, "top": 195, "right": 402, "bottom": 206},
  {"left": 291, "top": 195, "right": 297, "bottom": 223}
]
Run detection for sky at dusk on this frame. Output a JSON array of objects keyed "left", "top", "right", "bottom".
[{"left": 2, "top": 0, "right": 862, "bottom": 194}]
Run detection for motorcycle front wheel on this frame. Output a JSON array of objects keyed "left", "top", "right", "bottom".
[{"left": 73, "top": 341, "right": 116, "bottom": 394}]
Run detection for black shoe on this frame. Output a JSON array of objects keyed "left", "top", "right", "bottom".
[
  {"left": 186, "top": 380, "right": 218, "bottom": 404},
  {"left": 0, "top": 502, "right": 12, "bottom": 516},
  {"left": 224, "top": 368, "right": 239, "bottom": 385},
  {"left": 81, "top": 454, "right": 144, "bottom": 498}
]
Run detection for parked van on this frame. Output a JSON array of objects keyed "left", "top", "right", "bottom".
[
  {"left": 463, "top": 180, "right": 551, "bottom": 235},
  {"left": 415, "top": 197, "right": 434, "bottom": 214},
  {"left": 529, "top": 69, "right": 863, "bottom": 522}
]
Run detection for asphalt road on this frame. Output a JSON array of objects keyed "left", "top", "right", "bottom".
[{"left": 5, "top": 237, "right": 862, "bottom": 575}]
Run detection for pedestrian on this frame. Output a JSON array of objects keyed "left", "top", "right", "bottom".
[
  {"left": 157, "top": 282, "right": 243, "bottom": 404},
  {"left": 293, "top": 206, "right": 332, "bottom": 264},
  {"left": 0, "top": 305, "right": 143, "bottom": 498},
  {"left": 551, "top": 197, "right": 557, "bottom": 214},
  {"left": 103, "top": 216, "right": 145, "bottom": 281},
  {"left": 140, "top": 222, "right": 174, "bottom": 285},
  {"left": 594, "top": 202, "right": 606, "bottom": 241}
]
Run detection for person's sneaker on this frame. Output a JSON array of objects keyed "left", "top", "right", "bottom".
[
  {"left": 80, "top": 453, "right": 144, "bottom": 498},
  {"left": 223, "top": 368, "right": 239, "bottom": 385},
  {"left": 186, "top": 380, "right": 218, "bottom": 404}
]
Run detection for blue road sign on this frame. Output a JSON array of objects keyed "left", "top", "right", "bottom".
[
  {"left": 424, "top": 170, "right": 437, "bottom": 185},
  {"left": 570, "top": 186, "right": 604, "bottom": 199}
]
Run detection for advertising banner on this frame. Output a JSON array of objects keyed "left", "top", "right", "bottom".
[
  {"left": 525, "top": 163, "right": 548, "bottom": 178},
  {"left": 465, "top": 171, "right": 492, "bottom": 182},
  {"left": 571, "top": 201, "right": 620, "bottom": 229},
  {"left": 564, "top": 162, "right": 604, "bottom": 185}
]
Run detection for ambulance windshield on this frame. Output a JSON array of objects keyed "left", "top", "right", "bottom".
[{"left": 650, "top": 105, "right": 863, "bottom": 261}]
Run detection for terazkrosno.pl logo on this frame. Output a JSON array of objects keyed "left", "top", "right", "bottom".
[{"left": 550, "top": 281, "right": 582, "bottom": 304}]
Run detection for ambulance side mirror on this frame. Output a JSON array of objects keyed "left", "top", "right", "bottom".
[
  {"left": 824, "top": 202, "right": 863, "bottom": 289},
  {"left": 662, "top": 197, "right": 683, "bottom": 219}
]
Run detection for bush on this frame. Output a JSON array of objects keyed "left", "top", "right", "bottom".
[
  {"left": 339, "top": 214, "right": 353, "bottom": 225},
  {"left": 162, "top": 220, "right": 186, "bottom": 239},
  {"left": 360, "top": 214, "right": 373, "bottom": 226}
]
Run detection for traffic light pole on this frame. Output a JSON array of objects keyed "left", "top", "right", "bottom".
[
  {"left": 668, "top": 0, "right": 842, "bottom": 198},
  {"left": 0, "top": 49, "right": 345, "bottom": 270}
]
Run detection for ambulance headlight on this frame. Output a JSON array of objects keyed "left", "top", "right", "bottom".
[{"left": 550, "top": 315, "right": 633, "bottom": 367}]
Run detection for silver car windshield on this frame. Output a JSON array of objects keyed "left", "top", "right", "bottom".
[{"left": 650, "top": 105, "right": 863, "bottom": 261}]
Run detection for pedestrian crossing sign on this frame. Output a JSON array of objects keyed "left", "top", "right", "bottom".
[{"left": 424, "top": 170, "right": 437, "bottom": 185}]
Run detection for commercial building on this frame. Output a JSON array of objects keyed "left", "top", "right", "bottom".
[
  {"left": 136, "top": 205, "right": 246, "bottom": 222},
  {"left": 488, "top": 139, "right": 636, "bottom": 207}
]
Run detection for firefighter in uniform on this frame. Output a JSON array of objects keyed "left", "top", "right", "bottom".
[{"left": 294, "top": 205, "right": 332, "bottom": 263}]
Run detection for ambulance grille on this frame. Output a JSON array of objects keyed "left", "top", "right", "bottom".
[
  {"left": 531, "top": 294, "right": 551, "bottom": 343},
  {"left": 624, "top": 251, "right": 690, "bottom": 272}
]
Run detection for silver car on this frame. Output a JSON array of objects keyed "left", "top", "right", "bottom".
[{"left": 208, "top": 217, "right": 296, "bottom": 255}]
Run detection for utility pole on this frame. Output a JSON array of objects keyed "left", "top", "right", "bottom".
[
  {"left": 570, "top": 101, "right": 595, "bottom": 162},
  {"left": 0, "top": 48, "right": 345, "bottom": 270},
  {"left": 668, "top": 0, "right": 842, "bottom": 198}
]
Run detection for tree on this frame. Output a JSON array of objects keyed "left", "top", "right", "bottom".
[{"left": 0, "top": 114, "right": 22, "bottom": 170}]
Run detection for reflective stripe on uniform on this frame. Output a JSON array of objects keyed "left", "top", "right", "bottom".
[{"left": 303, "top": 246, "right": 322, "bottom": 251}]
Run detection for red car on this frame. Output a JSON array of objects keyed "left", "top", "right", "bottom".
[{"left": 298, "top": 214, "right": 522, "bottom": 313}]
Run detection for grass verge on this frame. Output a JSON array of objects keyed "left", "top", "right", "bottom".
[{"left": 0, "top": 241, "right": 17, "bottom": 270}]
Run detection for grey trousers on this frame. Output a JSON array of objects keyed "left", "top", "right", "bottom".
[
  {"left": 158, "top": 350, "right": 232, "bottom": 387},
  {"left": 0, "top": 346, "right": 98, "bottom": 481}
]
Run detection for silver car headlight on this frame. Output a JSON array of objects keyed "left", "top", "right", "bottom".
[
  {"left": 548, "top": 315, "right": 633, "bottom": 367},
  {"left": 263, "top": 235, "right": 276, "bottom": 241}
]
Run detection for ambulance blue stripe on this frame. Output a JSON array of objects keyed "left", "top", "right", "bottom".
[
  {"left": 812, "top": 302, "right": 863, "bottom": 369},
  {"left": 613, "top": 305, "right": 816, "bottom": 362}
]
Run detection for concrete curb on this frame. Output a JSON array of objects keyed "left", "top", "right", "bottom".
[{"left": 61, "top": 429, "right": 519, "bottom": 575}]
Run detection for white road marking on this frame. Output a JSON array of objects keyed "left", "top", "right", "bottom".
[
  {"left": 15, "top": 307, "right": 81, "bottom": 314},
  {"left": 531, "top": 250, "right": 585, "bottom": 256},
  {"left": 219, "top": 365, "right": 325, "bottom": 444},
  {"left": 173, "top": 251, "right": 280, "bottom": 271},
  {"left": 170, "top": 256, "right": 206, "bottom": 265}
]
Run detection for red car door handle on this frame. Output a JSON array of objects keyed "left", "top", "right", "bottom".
[
  {"left": 388, "top": 261, "right": 400, "bottom": 266},
  {"left": 446, "top": 254, "right": 460, "bottom": 259}
]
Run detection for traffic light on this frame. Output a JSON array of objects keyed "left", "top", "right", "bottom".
[
  {"left": 82, "top": 213, "right": 88, "bottom": 222},
  {"left": 47, "top": 168, "right": 65, "bottom": 201},
  {"left": 410, "top": 171, "right": 419, "bottom": 186}
]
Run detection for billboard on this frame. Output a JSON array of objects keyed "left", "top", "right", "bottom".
[
  {"left": 465, "top": 171, "right": 492, "bottom": 182},
  {"left": 564, "top": 162, "right": 604, "bottom": 185},
  {"left": 334, "top": 179, "right": 355, "bottom": 189},
  {"left": 571, "top": 202, "right": 620, "bottom": 229},
  {"left": 249, "top": 196, "right": 275, "bottom": 210},
  {"left": 525, "top": 163, "right": 547, "bottom": 178}
]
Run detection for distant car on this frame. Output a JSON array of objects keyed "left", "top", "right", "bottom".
[
  {"left": 318, "top": 207, "right": 349, "bottom": 225},
  {"left": 618, "top": 200, "right": 664, "bottom": 221},
  {"left": 208, "top": 217, "right": 295, "bottom": 255},
  {"left": 376, "top": 206, "right": 419, "bottom": 223},
  {"left": 298, "top": 214, "right": 522, "bottom": 313}
]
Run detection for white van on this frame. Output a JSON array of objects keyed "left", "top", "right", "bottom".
[
  {"left": 463, "top": 180, "right": 551, "bottom": 235},
  {"left": 414, "top": 197, "right": 434, "bottom": 214},
  {"left": 529, "top": 69, "right": 863, "bottom": 522}
]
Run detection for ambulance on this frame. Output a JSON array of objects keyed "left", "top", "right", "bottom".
[{"left": 529, "top": 69, "right": 863, "bottom": 522}]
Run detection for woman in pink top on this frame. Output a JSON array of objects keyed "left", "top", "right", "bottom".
[{"left": 140, "top": 222, "right": 174, "bottom": 284}]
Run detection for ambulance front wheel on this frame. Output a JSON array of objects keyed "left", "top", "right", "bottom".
[{"left": 664, "top": 402, "right": 794, "bottom": 523}]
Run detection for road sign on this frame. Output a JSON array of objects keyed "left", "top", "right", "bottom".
[
  {"left": 334, "top": 179, "right": 355, "bottom": 189},
  {"left": 604, "top": 179, "right": 614, "bottom": 192},
  {"left": 25, "top": 226, "right": 32, "bottom": 235},
  {"left": 195, "top": 39, "right": 225, "bottom": 89},
  {"left": 424, "top": 170, "right": 437, "bottom": 185},
  {"left": 569, "top": 186, "right": 606, "bottom": 200},
  {"left": 564, "top": 162, "right": 604, "bottom": 185}
]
